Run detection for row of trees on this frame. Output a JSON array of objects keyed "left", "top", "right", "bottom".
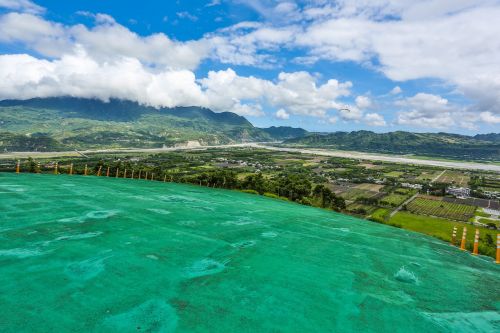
[
  {"left": 14, "top": 158, "right": 346, "bottom": 212},
  {"left": 186, "top": 171, "right": 346, "bottom": 211}
]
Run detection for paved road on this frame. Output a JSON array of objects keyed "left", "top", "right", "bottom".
[{"left": 1, "top": 143, "right": 499, "bottom": 172}]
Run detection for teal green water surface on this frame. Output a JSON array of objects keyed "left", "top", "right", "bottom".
[{"left": 0, "top": 173, "right": 499, "bottom": 332}]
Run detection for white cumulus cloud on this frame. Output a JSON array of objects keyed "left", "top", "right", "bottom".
[
  {"left": 390, "top": 86, "right": 402, "bottom": 95},
  {"left": 0, "top": 0, "right": 44, "bottom": 14},
  {"left": 0, "top": 51, "right": 356, "bottom": 119},
  {"left": 479, "top": 111, "right": 500, "bottom": 124},
  {"left": 364, "top": 113, "right": 386, "bottom": 127},
  {"left": 395, "top": 93, "right": 472, "bottom": 129},
  {"left": 355, "top": 96, "right": 372, "bottom": 109},
  {"left": 0, "top": 12, "right": 210, "bottom": 70},
  {"left": 275, "top": 109, "right": 289, "bottom": 120}
]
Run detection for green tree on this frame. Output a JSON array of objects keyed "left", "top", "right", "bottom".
[{"left": 26, "top": 157, "right": 38, "bottom": 173}]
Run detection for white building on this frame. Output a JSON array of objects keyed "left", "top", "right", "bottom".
[
  {"left": 401, "top": 183, "right": 423, "bottom": 190},
  {"left": 446, "top": 186, "right": 470, "bottom": 198}
]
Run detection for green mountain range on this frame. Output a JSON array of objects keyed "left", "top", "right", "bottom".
[
  {"left": 1, "top": 97, "right": 498, "bottom": 161},
  {"left": 283, "top": 130, "right": 500, "bottom": 161},
  {"left": 0, "top": 97, "right": 305, "bottom": 151},
  {"left": 260, "top": 126, "right": 308, "bottom": 140}
]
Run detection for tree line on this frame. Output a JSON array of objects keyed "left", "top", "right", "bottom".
[{"left": 13, "top": 158, "right": 346, "bottom": 212}]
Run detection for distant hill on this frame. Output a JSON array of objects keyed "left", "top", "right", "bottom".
[
  {"left": 474, "top": 133, "right": 500, "bottom": 143},
  {"left": 260, "top": 126, "right": 308, "bottom": 140},
  {"left": 0, "top": 97, "right": 251, "bottom": 125},
  {"left": 1, "top": 98, "right": 498, "bottom": 161},
  {"left": 283, "top": 130, "right": 500, "bottom": 161},
  {"left": 0, "top": 97, "right": 308, "bottom": 151}
]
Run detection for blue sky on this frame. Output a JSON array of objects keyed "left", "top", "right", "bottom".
[{"left": 1, "top": 0, "right": 499, "bottom": 134}]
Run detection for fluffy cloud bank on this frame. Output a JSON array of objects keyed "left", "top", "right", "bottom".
[
  {"left": 1, "top": 0, "right": 498, "bottom": 130},
  {"left": 0, "top": 51, "right": 355, "bottom": 118},
  {"left": 395, "top": 93, "right": 482, "bottom": 130},
  {"left": 220, "top": 1, "right": 500, "bottom": 126},
  {"left": 0, "top": 0, "right": 43, "bottom": 14},
  {"left": 0, "top": 12, "right": 209, "bottom": 70},
  {"left": 0, "top": 6, "right": 363, "bottom": 122}
]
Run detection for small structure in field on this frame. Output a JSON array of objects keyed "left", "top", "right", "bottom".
[{"left": 446, "top": 186, "right": 471, "bottom": 199}]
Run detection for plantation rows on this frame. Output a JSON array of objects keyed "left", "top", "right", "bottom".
[{"left": 406, "top": 198, "right": 476, "bottom": 222}]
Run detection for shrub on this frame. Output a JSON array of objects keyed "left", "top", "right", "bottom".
[
  {"left": 263, "top": 192, "right": 280, "bottom": 199},
  {"left": 241, "top": 189, "right": 259, "bottom": 195}
]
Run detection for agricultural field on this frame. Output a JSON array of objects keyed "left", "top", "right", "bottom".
[
  {"left": 346, "top": 203, "right": 377, "bottom": 215},
  {"left": 406, "top": 197, "right": 476, "bottom": 221},
  {"left": 359, "top": 163, "right": 383, "bottom": 169},
  {"left": 443, "top": 196, "right": 499, "bottom": 209},
  {"left": 273, "top": 158, "right": 304, "bottom": 165},
  {"left": 416, "top": 170, "right": 443, "bottom": 182},
  {"left": 369, "top": 208, "right": 390, "bottom": 222},
  {"left": 340, "top": 188, "right": 378, "bottom": 201},
  {"left": 328, "top": 183, "right": 353, "bottom": 195},
  {"left": 393, "top": 188, "right": 413, "bottom": 195},
  {"left": 482, "top": 176, "right": 500, "bottom": 188},
  {"left": 388, "top": 212, "right": 498, "bottom": 257},
  {"left": 384, "top": 171, "right": 404, "bottom": 178},
  {"left": 330, "top": 183, "right": 384, "bottom": 203},
  {"left": 379, "top": 193, "right": 410, "bottom": 207},
  {"left": 436, "top": 170, "right": 470, "bottom": 186},
  {"left": 354, "top": 183, "right": 384, "bottom": 191}
]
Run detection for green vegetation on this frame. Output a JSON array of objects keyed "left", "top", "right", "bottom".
[
  {"left": 2, "top": 146, "right": 499, "bottom": 258},
  {"left": 416, "top": 170, "right": 442, "bottom": 181},
  {"left": 384, "top": 171, "right": 404, "bottom": 178},
  {"left": 478, "top": 218, "right": 500, "bottom": 228},
  {"left": 379, "top": 193, "right": 410, "bottom": 207},
  {"left": 284, "top": 130, "right": 500, "bottom": 161},
  {"left": 2, "top": 98, "right": 500, "bottom": 164},
  {"left": 369, "top": 208, "right": 390, "bottom": 223},
  {"left": 346, "top": 203, "right": 377, "bottom": 215},
  {"left": 388, "top": 212, "right": 497, "bottom": 257},
  {"left": 406, "top": 197, "right": 476, "bottom": 222},
  {"left": 260, "top": 126, "right": 308, "bottom": 140},
  {"left": 436, "top": 170, "right": 470, "bottom": 186},
  {"left": 470, "top": 175, "right": 500, "bottom": 198},
  {"left": 475, "top": 210, "right": 491, "bottom": 218},
  {"left": 0, "top": 97, "right": 304, "bottom": 151}
]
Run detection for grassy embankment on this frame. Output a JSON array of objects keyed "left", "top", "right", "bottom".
[{"left": 387, "top": 212, "right": 497, "bottom": 257}]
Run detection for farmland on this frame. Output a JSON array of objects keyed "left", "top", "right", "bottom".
[
  {"left": 379, "top": 192, "right": 412, "bottom": 207},
  {"left": 478, "top": 176, "right": 500, "bottom": 194},
  {"left": 339, "top": 188, "right": 380, "bottom": 201},
  {"left": 346, "top": 203, "right": 377, "bottom": 215},
  {"left": 354, "top": 183, "right": 384, "bottom": 191},
  {"left": 416, "top": 170, "right": 443, "bottom": 181},
  {"left": 384, "top": 171, "right": 404, "bottom": 178},
  {"left": 442, "top": 196, "right": 500, "bottom": 209},
  {"left": 369, "top": 208, "right": 390, "bottom": 222},
  {"left": 406, "top": 197, "right": 476, "bottom": 221},
  {"left": 1, "top": 146, "right": 499, "bottom": 257},
  {"left": 436, "top": 170, "right": 470, "bottom": 186}
]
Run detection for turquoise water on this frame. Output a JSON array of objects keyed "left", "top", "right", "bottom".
[{"left": 0, "top": 173, "right": 499, "bottom": 332}]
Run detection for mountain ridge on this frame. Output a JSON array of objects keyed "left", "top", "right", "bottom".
[
  {"left": 0, "top": 97, "right": 498, "bottom": 161},
  {"left": 0, "top": 97, "right": 305, "bottom": 151},
  {"left": 283, "top": 130, "right": 500, "bottom": 160}
]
